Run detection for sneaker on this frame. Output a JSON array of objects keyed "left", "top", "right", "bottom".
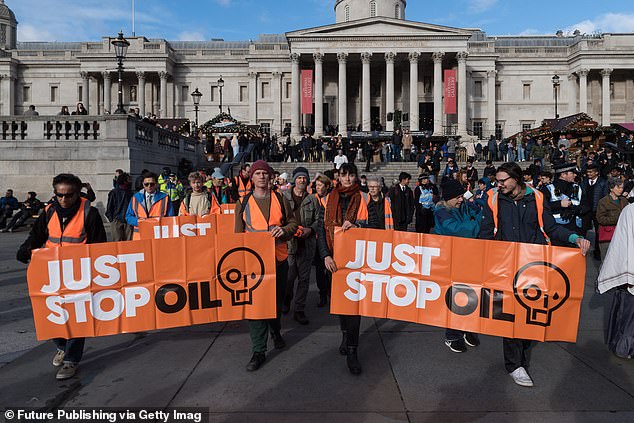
[
  {"left": 509, "top": 366, "right": 534, "bottom": 387},
  {"left": 294, "top": 311, "right": 309, "bottom": 325},
  {"left": 445, "top": 339, "right": 468, "bottom": 353},
  {"left": 246, "top": 352, "right": 266, "bottom": 372},
  {"left": 52, "top": 350, "right": 65, "bottom": 367},
  {"left": 56, "top": 363, "right": 77, "bottom": 380},
  {"left": 464, "top": 332, "right": 480, "bottom": 347}
]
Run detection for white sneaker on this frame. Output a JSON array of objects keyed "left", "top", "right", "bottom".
[
  {"left": 56, "top": 363, "right": 77, "bottom": 380},
  {"left": 52, "top": 350, "right": 65, "bottom": 367},
  {"left": 509, "top": 366, "right": 534, "bottom": 387}
]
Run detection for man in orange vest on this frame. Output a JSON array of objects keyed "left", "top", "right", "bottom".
[
  {"left": 316, "top": 163, "right": 368, "bottom": 375},
  {"left": 126, "top": 171, "right": 174, "bottom": 239},
  {"left": 235, "top": 160, "right": 298, "bottom": 371},
  {"left": 480, "top": 162, "right": 590, "bottom": 388},
  {"left": 231, "top": 163, "right": 253, "bottom": 202},
  {"left": 17, "top": 173, "right": 107, "bottom": 380}
]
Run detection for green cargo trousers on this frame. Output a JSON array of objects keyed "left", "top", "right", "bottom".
[{"left": 249, "top": 260, "right": 288, "bottom": 353}]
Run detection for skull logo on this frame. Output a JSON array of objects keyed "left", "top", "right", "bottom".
[{"left": 217, "top": 247, "right": 265, "bottom": 306}]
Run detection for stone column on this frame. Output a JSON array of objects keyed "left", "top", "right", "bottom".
[
  {"left": 102, "top": 72, "right": 111, "bottom": 115},
  {"left": 159, "top": 71, "right": 168, "bottom": 118},
  {"left": 432, "top": 52, "right": 444, "bottom": 134},
  {"left": 567, "top": 73, "right": 578, "bottom": 115},
  {"left": 272, "top": 71, "right": 282, "bottom": 134},
  {"left": 385, "top": 52, "right": 396, "bottom": 132},
  {"left": 487, "top": 69, "right": 497, "bottom": 137},
  {"left": 313, "top": 52, "right": 324, "bottom": 137},
  {"left": 601, "top": 68, "right": 612, "bottom": 126},
  {"left": 337, "top": 52, "right": 348, "bottom": 134},
  {"left": 291, "top": 53, "right": 301, "bottom": 140},
  {"left": 409, "top": 52, "right": 420, "bottom": 131},
  {"left": 0, "top": 74, "right": 14, "bottom": 115},
  {"left": 80, "top": 71, "right": 90, "bottom": 113},
  {"left": 249, "top": 71, "right": 258, "bottom": 125},
  {"left": 361, "top": 52, "right": 372, "bottom": 131},
  {"left": 136, "top": 71, "right": 146, "bottom": 117},
  {"left": 457, "top": 52, "right": 469, "bottom": 135},
  {"left": 578, "top": 68, "right": 589, "bottom": 114}
]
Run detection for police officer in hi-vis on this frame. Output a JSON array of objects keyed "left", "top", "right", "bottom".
[{"left": 17, "top": 173, "right": 107, "bottom": 380}]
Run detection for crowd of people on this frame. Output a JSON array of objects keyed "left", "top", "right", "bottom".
[{"left": 7, "top": 138, "right": 634, "bottom": 387}]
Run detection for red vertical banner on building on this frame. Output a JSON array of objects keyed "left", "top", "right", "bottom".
[
  {"left": 444, "top": 70, "right": 457, "bottom": 115},
  {"left": 301, "top": 70, "right": 313, "bottom": 114}
]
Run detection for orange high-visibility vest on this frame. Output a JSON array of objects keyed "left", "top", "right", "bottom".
[
  {"left": 235, "top": 176, "right": 253, "bottom": 199},
  {"left": 45, "top": 197, "right": 90, "bottom": 247},
  {"left": 486, "top": 187, "right": 551, "bottom": 244},
  {"left": 317, "top": 193, "right": 329, "bottom": 209},
  {"left": 130, "top": 194, "right": 170, "bottom": 240},
  {"left": 241, "top": 191, "right": 288, "bottom": 261},
  {"left": 179, "top": 192, "right": 220, "bottom": 216},
  {"left": 361, "top": 192, "right": 394, "bottom": 230}
]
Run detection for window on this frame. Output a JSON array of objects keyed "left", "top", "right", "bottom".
[
  {"left": 345, "top": 5, "right": 350, "bottom": 22},
  {"left": 495, "top": 83, "right": 501, "bottom": 101},
  {"left": 22, "top": 85, "right": 30, "bottom": 103},
  {"left": 78, "top": 85, "right": 83, "bottom": 102},
  {"left": 211, "top": 86, "right": 218, "bottom": 102},
  {"left": 370, "top": 1, "right": 376, "bottom": 17},
  {"left": 181, "top": 85, "right": 189, "bottom": 101},
  {"left": 239, "top": 85, "right": 247, "bottom": 102},
  {"left": 50, "top": 86, "right": 58, "bottom": 103},
  {"left": 395, "top": 4, "right": 401, "bottom": 18},
  {"left": 522, "top": 83, "right": 531, "bottom": 100},
  {"left": 261, "top": 81, "right": 270, "bottom": 99},
  {"left": 285, "top": 82, "right": 292, "bottom": 99},
  {"left": 474, "top": 80, "right": 483, "bottom": 98},
  {"left": 129, "top": 85, "right": 138, "bottom": 103},
  {"left": 495, "top": 122, "right": 504, "bottom": 140},
  {"left": 260, "top": 122, "right": 271, "bottom": 135},
  {"left": 610, "top": 82, "right": 615, "bottom": 100},
  {"left": 522, "top": 123, "right": 532, "bottom": 132},
  {"left": 472, "top": 121, "right": 483, "bottom": 139}
]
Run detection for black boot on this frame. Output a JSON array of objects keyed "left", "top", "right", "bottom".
[
  {"left": 339, "top": 331, "right": 348, "bottom": 355},
  {"left": 346, "top": 347, "right": 362, "bottom": 375},
  {"left": 246, "top": 352, "right": 266, "bottom": 371},
  {"left": 317, "top": 293, "right": 328, "bottom": 308},
  {"left": 271, "top": 331, "right": 286, "bottom": 349}
]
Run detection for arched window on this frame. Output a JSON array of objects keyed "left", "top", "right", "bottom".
[
  {"left": 370, "top": 1, "right": 376, "bottom": 18},
  {"left": 395, "top": 4, "right": 401, "bottom": 19},
  {"left": 345, "top": 5, "right": 350, "bottom": 22}
]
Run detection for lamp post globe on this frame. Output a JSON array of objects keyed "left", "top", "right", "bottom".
[{"left": 111, "top": 32, "right": 130, "bottom": 115}]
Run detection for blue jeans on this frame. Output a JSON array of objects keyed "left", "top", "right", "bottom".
[
  {"left": 54, "top": 338, "right": 85, "bottom": 364},
  {"left": 516, "top": 145, "right": 525, "bottom": 161}
]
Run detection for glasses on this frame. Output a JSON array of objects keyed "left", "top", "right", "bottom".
[
  {"left": 143, "top": 182, "right": 156, "bottom": 187},
  {"left": 497, "top": 176, "right": 512, "bottom": 184},
  {"left": 54, "top": 192, "right": 76, "bottom": 199}
]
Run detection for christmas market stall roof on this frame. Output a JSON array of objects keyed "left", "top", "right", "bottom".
[
  {"left": 199, "top": 112, "right": 256, "bottom": 137},
  {"left": 509, "top": 113, "right": 614, "bottom": 141},
  {"left": 613, "top": 123, "right": 634, "bottom": 133}
]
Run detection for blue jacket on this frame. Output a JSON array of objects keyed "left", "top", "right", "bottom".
[
  {"left": 125, "top": 190, "right": 174, "bottom": 227},
  {"left": 433, "top": 202, "right": 482, "bottom": 239},
  {"left": 1, "top": 196, "right": 19, "bottom": 211}
]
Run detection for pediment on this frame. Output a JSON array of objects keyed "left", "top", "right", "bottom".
[{"left": 286, "top": 17, "right": 474, "bottom": 39}]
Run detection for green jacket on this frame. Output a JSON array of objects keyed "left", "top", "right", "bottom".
[
  {"left": 282, "top": 190, "right": 320, "bottom": 255},
  {"left": 531, "top": 144, "right": 548, "bottom": 159}
]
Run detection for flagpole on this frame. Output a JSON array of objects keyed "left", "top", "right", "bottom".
[{"left": 132, "top": 0, "right": 135, "bottom": 36}]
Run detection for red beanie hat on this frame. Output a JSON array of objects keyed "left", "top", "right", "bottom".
[{"left": 249, "top": 160, "right": 273, "bottom": 179}]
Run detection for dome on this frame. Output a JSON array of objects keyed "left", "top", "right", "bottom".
[
  {"left": 335, "top": 0, "right": 406, "bottom": 23},
  {"left": 0, "top": 1, "right": 16, "bottom": 23}
]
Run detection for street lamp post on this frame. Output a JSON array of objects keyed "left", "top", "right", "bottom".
[
  {"left": 191, "top": 87, "right": 202, "bottom": 138},
  {"left": 552, "top": 74, "right": 561, "bottom": 119},
  {"left": 217, "top": 76, "right": 224, "bottom": 113},
  {"left": 111, "top": 31, "right": 130, "bottom": 115}
]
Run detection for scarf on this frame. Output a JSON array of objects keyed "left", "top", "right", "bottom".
[
  {"left": 52, "top": 197, "right": 82, "bottom": 225},
  {"left": 324, "top": 183, "right": 361, "bottom": 253}
]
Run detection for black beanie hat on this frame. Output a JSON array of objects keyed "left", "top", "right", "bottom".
[
  {"left": 292, "top": 166, "right": 310, "bottom": 183},
  {"left": 441, "top": 179, "right": 466, "bottom": 201}
]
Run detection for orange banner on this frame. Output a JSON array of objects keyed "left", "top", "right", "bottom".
[
  {"left": 138, "top": 215, "right": 235, "bottom": 239},
  {"left": 27, "top": 232, "right": 276, "bottom": 340},
  {"left": 331, "top": 228, "right": 586, "bottom": 342}
]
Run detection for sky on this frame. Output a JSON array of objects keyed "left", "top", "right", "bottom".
[{"left": 9, "top": 0, "right": 634, "bottom": 42}]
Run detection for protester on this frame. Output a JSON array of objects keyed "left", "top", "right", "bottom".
[
  {"left": 363, "top": 177, "right": 394, "bottom": 230},
  {"left": 388, "top": 172, "right": 414, "bottom": 231},
  {"left": 105, "top": 172, "right": 133, "bottom": 241},
  {"left": 180, "top": 172, "right": 219, "bottom": 216},
  {"left": 414, "top": 174, "right": 438, "bottom": 234},
  {"left": 283, "top": 167, "right": 320, "bottom": 325},
  {"left": 312, "top": 174, "right": 332, "bottom": 307},
  {"left": 434, "top": 179, "right": 482, "bottom": 353},
  {"left": 596, "top": 177, "right": 629, "bottom": 258},
  {"left": 235, "top": 160, "right": 298, "bottom": 371},
  {"left": 126, "top": 171, "right": 174, "bottom": 239},
  {"left": 317, "top": 163, "right": 367, "bottom": 374},
  {"left": 208, "top": 168, "right": 230, "bottom": 205},
  {"left": 17, "top": 173, "right": 107, "bottom": 380},
  {"left": 232, "top": 164, "right": 253, "bottom": 202},
  {"left": 480, "top": 162, "right": 590, "bottom": 387},
  {"left": 1, "top": 192, "right": 42, "bottom": 233},
  {"left": 597, "top": 203, "right": 634, "bottom": 359},
  {"left": 0, "top": 189, "right": 19, "bottom": 229}
]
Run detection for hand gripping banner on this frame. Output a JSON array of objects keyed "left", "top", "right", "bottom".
[
  {"left": 27, "top": 231, "right": 276, "bottom": 340},
  {"left": 331, "top": 228, "right": 586, "bottom": 342}
]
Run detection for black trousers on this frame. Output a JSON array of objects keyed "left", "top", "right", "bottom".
[
  {"left": 327, "top": 269, "right": 361, "bottom": 347},
  {"left": 314, "top": 249, "right": 329, "bottom": 297},
  {"left": 394, "top": 222, "right": 409, "bottom": 231},
  {"left": 503, "top": 338, "right": 536, "bottom": 373}
]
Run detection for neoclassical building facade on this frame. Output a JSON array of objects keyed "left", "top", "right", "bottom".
[{"left": 0, "top": 0, "right": 633, "bottom": 140}]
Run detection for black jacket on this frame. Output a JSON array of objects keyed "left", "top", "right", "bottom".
[
  {"left": 479, "top": 187, "right": 574, "bottom": 246},
  {"left": 580, "top": 177, "right": 608, "bottom": 213},
  {"left": 17, "top": 206, "right": 107, "bottom": 263},
  {"left": 388, "top": 184, "right": 414, "bottom": 226},
  {"left": 106, "top": 186, "right": 133, "bottom": 223}
]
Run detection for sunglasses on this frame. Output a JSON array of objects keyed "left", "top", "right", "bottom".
[
  {"left": 54, "top": 192, "right": 76, "bottom": 199},
  {"left": 143, "top": 182, "right": 156, "bottom": 187}
]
